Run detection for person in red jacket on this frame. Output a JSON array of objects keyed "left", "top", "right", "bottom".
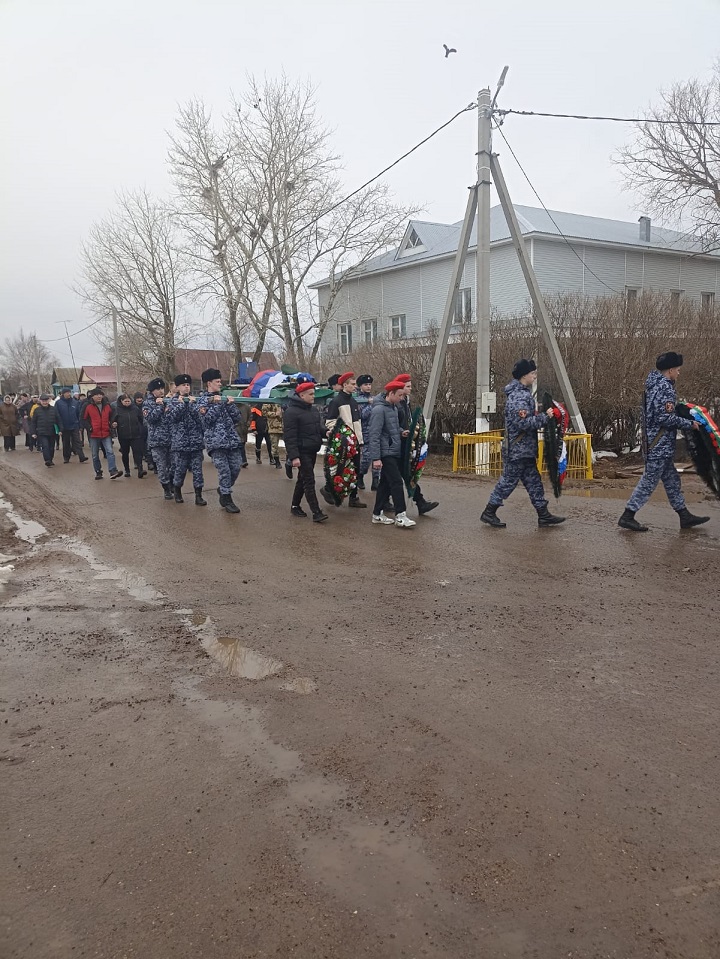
[{"left": 83, "top": 389, "right": 123, "bottom": 480}]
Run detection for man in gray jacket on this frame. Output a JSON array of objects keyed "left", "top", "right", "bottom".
[{"left": 368, "top": 379, "right": 415, "bottom": 529}]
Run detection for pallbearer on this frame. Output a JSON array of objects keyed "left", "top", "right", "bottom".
[
  {"left": 167, "top": 374, "right": 206, "bottom": 506},
  {"left": 197, "top": 368, "right": 242, "bottom": 514},
  {"left": 618, "top": 352, "right": 709, "bottom": 532},
  {"left": 481, "top": 359, "right": 565, "bottom": 529},
  {"left": 143, "top": 378, "right": 174, "bottom": 500}
]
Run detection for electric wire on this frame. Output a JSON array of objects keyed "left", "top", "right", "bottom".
[
  {"left": 38, "top": 315, "right": 105, "bottom": 344},
  {"left": 493, "top": 122, "right": 623, "bottom": 296},
  {"left": 496, "top": 108, "right": 720, "bottom": 126}
]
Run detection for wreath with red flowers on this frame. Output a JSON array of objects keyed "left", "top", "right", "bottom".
[{"left": 323, "top": 422, "right": 358, "bottom": 506}]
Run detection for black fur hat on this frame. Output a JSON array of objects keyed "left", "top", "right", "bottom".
[
  {"left": 327, "top": 373, "right": 340, "bottom": 388},
  {"left": 656, "top": 351, "right": 683, "bottom": 371},
  {"left": 174, "top": 373, "right": 192, "bottom": 386},
  {"left": 147, "top": 377, "right": 166, "bottom": 392},
  {"left": 357, "top": 374, "right": 373, "bottom": 387},
  {"left": 201, "top": 368, "right": 222, "bottom": 383},
  {"left": 512, "top": 358, "right": 537, "bottom": 380}
]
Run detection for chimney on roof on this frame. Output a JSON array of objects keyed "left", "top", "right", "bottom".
[{"left": 639, "top": 216, "right": 651, "bottom": 242}]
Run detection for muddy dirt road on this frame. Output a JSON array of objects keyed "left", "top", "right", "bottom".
[{"left": 2, "top": 453, "right": 719, "bottom": 959}]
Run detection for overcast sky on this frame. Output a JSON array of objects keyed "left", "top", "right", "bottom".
[{"left": 1, "top": 0, "right": 718, "bottom": 366}]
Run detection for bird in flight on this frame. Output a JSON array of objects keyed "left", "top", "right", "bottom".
[{"left": 443, "top": 44, "right": 457, "bottom": 58}]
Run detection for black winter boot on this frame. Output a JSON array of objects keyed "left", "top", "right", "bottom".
[
  {"left": 537, "top": 505, "right": 566, "bottom": 527},
  {"left": 223, "top": 493, "right": 240, "bottom": 514},
  {"left": 291, "top": 505, "right": 307, "bottom": 517},
  {"left": 618, "top": 508, "right": 648, "bottom": 532},
  {"left": 174, "top": 486, "right": 184, "bottom": 503},
  {"left": 677, "top": 507, "right": 710, "bottom": 529},
  {"left": 163, "top": 483, "right": 174, "bottom": 500},
  {"left": 194, "top": 487, "right": 207, "bottom": 506},
  {"left": 255, "top": 452, "right": 262, "bottom": 464},
  {"left": 480, "top": 503, "right": 506, "bottom": 528},
  {"left": 274, "top": 456, "right": 282, "bottom": 469}
]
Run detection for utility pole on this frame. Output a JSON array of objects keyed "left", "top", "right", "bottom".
[
  {"left": 111, "top": 306, "right": 122, "bottom": 397},
  {"left": 475, "top": 88, "right": 492, "bottom": 433},
  {"left": 34, "top": 335, "right": 42, "bottom": 396}
]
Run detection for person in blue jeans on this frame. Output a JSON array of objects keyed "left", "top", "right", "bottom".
[{"left": 83, "top": 389, "right": 122, "bottom": 480}]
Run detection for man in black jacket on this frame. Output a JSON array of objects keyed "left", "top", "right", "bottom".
[
  {"left": 283, "top": 382, "right": 328, "bottom": 523},
  {"left": 30, "top": 394, "right": 60, "bottom": 467}
]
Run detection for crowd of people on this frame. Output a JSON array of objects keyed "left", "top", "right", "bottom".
[{"left": 1, "top": 350, "right": 713, "bottom": 533}]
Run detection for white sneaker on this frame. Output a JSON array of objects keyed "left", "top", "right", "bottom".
[
  {"left": 394, "top": 512, "right": 416, "bottom": 529},
  {"left": 372, "top": 512, "right": 395, "bottom": 525}
]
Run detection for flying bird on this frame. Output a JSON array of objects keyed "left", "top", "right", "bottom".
[{"left": 443, "top": 44, "right": 457, "bottom": 58}]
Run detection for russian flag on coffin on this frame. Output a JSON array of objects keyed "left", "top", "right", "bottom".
[{"left": 241, "top": 370, "right": 287, "bottom": 398}]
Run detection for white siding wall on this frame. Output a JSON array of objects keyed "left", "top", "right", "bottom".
[{"left": 317, "top": 243, "right": 720, "bottom": 352}]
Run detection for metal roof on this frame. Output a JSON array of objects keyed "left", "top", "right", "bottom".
[{"left": 310, "top": 205, "right": 716, "bottom": 288}]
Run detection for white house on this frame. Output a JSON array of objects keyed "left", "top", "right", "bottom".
[{"left": 311, "top": 205, "right": 720, "bottom": 355}]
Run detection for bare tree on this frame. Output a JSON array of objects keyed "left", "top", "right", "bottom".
[
  {"left": 0, "top": 332, "right": 56, "bottom": 394},
  {"left": 76, "top": 189, "right": 194, "bottom": 382},
  {"left": 616, "top": 64, "right": 720, "bottom": 251},
  {"left": 169, "top": 78, "right": 417, "bottom": 367}
]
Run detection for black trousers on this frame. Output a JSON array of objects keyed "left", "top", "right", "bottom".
[
  {"left": 3, "top": 435, "right": 16, "bottom": 451},
  {"left": 61, "top": 429, "right": 85, "bottom": 460},
  {"left": 38, "top": 435, "right": 55, "bottom": 464},
  {"left": 373, "top": 455, "right": 406, "bottom": 515},
  {"left": 292, "top": 452, "right": 320, "bottom": 513},
  {"left": 255, "top": 431, "right": 274, "bottom": 459},
  {"left": 119, "top": 437, "right": 143, "bottom": 471}
]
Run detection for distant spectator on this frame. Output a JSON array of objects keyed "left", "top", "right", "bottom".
[
  {"left": 111, "top": 393, "right": 146, "bottom": 478},
  {"left": 0, "top": 395, "right": 21, "bottom": 451},
  {"left": 54, "top": 387, "right": 88, "bottom": 464},
  {"left": 30, "top": 395, "right": 59, "bottom": 467}
]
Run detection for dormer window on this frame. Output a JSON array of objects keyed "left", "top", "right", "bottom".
[{"left": 398, "top": 227, "right": 425, "bottom": 257}]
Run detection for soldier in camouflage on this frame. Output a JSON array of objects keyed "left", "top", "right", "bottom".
[
  {"left": 166, "top": 374, "right": 206, "bottom": 506},
  {"left": 143, "top": 377, "right": 175, "bottom": 501},
  {"left": 619, "top": 351, "right": 710, "bottom": 532},
  {"left": 197, "top": 368, "right": 242, "bottom": 514},
  {"left": 481, "top": 359, "right": 566, "bottom": 529}
]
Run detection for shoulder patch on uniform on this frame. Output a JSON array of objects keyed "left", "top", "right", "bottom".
[
  {"left": 518, "top": 409, "right": 528, "bottom": 419},
  {"left": 665, "top": 402, "right": 674, "bottom": 412}
]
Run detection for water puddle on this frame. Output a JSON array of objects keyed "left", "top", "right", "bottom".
[
  {"left": 0, "top": 492, "right": 47, "bottom": 543},
  {"left": 280, "top": 677, "right": 318, "bottom": 695},
  {"left": 56, "top": 537, "right": 164, "bottom": 603},
  {"left": 182, "top": 613, "right": 284, "bottom": 679},
  {"left": 0, "top": 563, "right": 19, "bottom": 601}
]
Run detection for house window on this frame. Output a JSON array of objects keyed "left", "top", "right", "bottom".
[
  {"left": 406, "top": 229, "right": 423, "bottom": 249},
  {"left": 669, "top": 290, "right": 682, "bottom": 309},
  {"left": 338, "top": 323, "right": 352, "bottom": 355},
  {"left": 625, "top": 287, "right": 638, "bottom": 305},
  {"left": 390, "top": 314, "right": 407, "bottom": 340},
  {"left": 454, "top": 288, "right": 472, "bottom": 323},
  {"left": 362, "top": 318, "right": 377, "bottom": 346},
  {"left": 701, "top": 291, "right": 715, "bottom": 310}
]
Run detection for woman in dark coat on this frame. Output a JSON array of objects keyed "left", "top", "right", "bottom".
[
  {"left": 111, "top": 394, "right": 146, "bottom": 477},
  {"left": 0, "top": 396, "right": 21, "bottom": 451}
]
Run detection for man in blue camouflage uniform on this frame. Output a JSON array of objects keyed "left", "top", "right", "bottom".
[
  {"left": 142, "top": 377, "right": 175, "bottom": 501},
  {"left": 618, "top": 351, "right": 709, "bottom": 532},
  {"left": 166, "top": 373, "right": 207, "bottom": 506},
  {"left": 197, "top": 368, "right": 242, "bottom": 514},
  {"left": 481, "top": 359, "right": 565, "bottom": 529}
]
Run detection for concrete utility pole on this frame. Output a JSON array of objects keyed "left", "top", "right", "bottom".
[
  {"left": 490, "top": 154, "right": 587, "bottom": 434},
  {"left": 475, "top": 88, "right": 492, "bottom": 433},
  {"left": 111, "top": 306, "right": 122, "bottom": 397},
  {"left": 34, "top": 336, "right": 42, "bottom": 396}
]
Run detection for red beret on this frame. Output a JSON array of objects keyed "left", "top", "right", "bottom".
[
  {"left": 384, "top": 379, "right": 405, "bottom": 393},
  {"left": 395, "top": 373, "right": 411, "bottom": 383},
  {"left": 338, "top": 371, "right": 355, "bottom": 386},
  {"left": 296, "top": 382, "right": 315, "bottom": 394}
]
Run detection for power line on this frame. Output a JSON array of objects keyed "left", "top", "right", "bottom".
[
  {"left": 38, "top": 315, "right": 105, "bottom": 344},
  {"left": 493, "top": 123, "right": 623, "bottom": 296},
  {"left": 496, "top": 108, "right": 720, "bottom": 126},
  {"left": 174, "top": 101, "right": 477, "bottom": 301}
]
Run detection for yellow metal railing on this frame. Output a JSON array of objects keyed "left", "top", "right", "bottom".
[{"left": 452, "top": 431, "right": 594, "bottom": 480}]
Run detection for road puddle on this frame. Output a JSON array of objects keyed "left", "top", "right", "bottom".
[
  {"left": 57, "top": 538, "right": 164, "bottom": 602},
  {"left": 0, "top": 493, "right": 47, "bottom": 543},
  {"left": 208, "top": 636, "right": 284, "bottom": 679}
]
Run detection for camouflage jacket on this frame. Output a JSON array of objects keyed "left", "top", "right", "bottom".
[
  {"left": 642, "top": 369, "right": 695, "bottom": 460},
  {"left": 503, "top": 380, "right": 548, "bottom": 462},
  {"left": 142, "top": 394, "right": 172, "bottom": 448},
  {"left": 197, "top": 391, "right": 241, "bottom": 452},
  {"left": 166, "top": 396, "right": 205, "bottom": 452}
]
